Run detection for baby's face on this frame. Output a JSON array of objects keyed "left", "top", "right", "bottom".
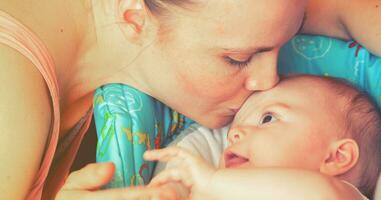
[{"left": 223, "top": 77, "right": 345, "bottom": 170}]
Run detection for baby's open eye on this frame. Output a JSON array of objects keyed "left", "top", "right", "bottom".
[{"left": 259, "top": 113, "right": 277, "bottom": 124}]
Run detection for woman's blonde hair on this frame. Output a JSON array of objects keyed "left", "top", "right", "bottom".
[{"left": 144, "top": 0, "right": 196, "bottom": 16}]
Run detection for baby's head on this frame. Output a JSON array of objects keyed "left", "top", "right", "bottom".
[{"left": 223, "top": 75, "right": 381, "bottom": 198}]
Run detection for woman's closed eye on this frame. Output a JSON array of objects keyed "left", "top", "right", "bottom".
[
  {"left": 223, "top": 48, "right": 273, "bottom": 69},
  {"left": 259, "top": 112, "right": 277, "bottom": 124},
  {"left": 224, "top": 56, "right": 252, "bottom": 68}
]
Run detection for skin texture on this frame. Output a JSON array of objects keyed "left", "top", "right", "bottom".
[
  {"left": 121, "top": 0, "right": 306, "bottom": 128},
  {"left": 145, "top": 76, "right": 364, "bottom": 199},
  {"left": 2, "top": 0, "right": 380, "bottom": 198},
  {"left": 224, "top": 76, "right": 344, "bottom": 170},
  {"left": 302, "top": 0, "right": 381, "bottom": 56},
  {"left": 0, "top": 44, "right": 51, "bottom": 200},
  {"left": 146, "top": 147, "right": 363, "bottom": 200}
]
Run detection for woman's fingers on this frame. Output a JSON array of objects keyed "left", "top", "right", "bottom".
[
  {"left": 87, "top": 187, "right": 178, "bottom": 200},
  {"left": 57, "top": 186, "right": 177, "bottom": 200},
  {"left": 57, "top": 162, "right": 179, "bottom": 200},
  {"left": 61, "top": 162, "right": 115, "bottom": 190}
]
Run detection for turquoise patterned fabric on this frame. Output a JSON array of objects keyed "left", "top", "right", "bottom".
[
  {"left": 93, "top": 84, "right": 194, "bottom": 188},
  {"left": 279, "top": 34, "right": 381, "bottom": 108},
  {"left": 93, "top": 35, "right": 381, "bottom": 189}
]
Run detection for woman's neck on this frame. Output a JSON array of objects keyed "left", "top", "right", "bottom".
[
  {"left": 49, "top": 0, "right": 98, "bottom": 133},
  {"left": 59, "top": 0, "right": 149, "bottom": 132},
  {"left": 64, "top": 0, "right": 153, "bottom": 97},
  {"left": 60, "top": 0, "right": 170, "bottom": 132}
]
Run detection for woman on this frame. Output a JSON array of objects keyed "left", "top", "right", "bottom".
[{"left": 0, "top": 0, "right": 379, "bottom": 199}]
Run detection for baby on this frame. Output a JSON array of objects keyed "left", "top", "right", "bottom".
[{"left": 145, "top": 75, "right": 381, "bottom": 200}]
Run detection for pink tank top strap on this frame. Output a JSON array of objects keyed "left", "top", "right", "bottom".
[{"left": 0, "top": 10, "right": 60, "bottom": 199}]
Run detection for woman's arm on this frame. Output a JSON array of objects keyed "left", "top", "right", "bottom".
[
  {"left": 0, "top": 44, "right": 52, "bottom": 199},
  {"left": 0, "top": 44, "right": 168, "bottom": 200},
  {"left": 302, "top": 0, "right": 381, "bottom": 56}
]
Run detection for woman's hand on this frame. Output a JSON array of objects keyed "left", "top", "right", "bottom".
[
  {"left": 56, "top": 162, "right": 177, "bottom": 200},
  {"left": 144, "top": 147, "right": 216, "bottom": 199}
]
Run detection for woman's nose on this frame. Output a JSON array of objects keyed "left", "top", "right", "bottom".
[
  {"left": 245, "top": 51, "right": 279, "bottom": 91},
  {"left": 228, "top": 130, "right": 245, "bottom": 144},
  {"left": 245, "top": 73, "right": 279, "bottom": 91}
]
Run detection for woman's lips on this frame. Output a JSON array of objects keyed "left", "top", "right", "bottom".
[{"left": 224, "top": 151, "right": 249, "bottom": 168}]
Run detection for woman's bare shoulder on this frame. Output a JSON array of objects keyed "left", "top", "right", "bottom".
[{"left": 0, "top": 43, "right": 52, "bottom": 199}]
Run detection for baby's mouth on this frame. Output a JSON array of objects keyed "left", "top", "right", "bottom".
[{"left": 224, "top": 150, "right": 249, "bottom": 168}]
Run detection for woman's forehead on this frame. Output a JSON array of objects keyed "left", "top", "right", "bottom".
[
  {"left": 176, "top": 0, "right": 306, "bottom": 49},
  {"left": 197, "top": 0, "right": 306, "bottom": 25}
]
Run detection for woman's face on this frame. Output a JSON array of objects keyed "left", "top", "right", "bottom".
[{"left": 145, "top": 0, "right": 306, "bottom": 128}]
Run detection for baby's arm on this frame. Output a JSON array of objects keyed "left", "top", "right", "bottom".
[
  {"left": 303, "top": 0, "right": 381, "bottom": 56},
  {"left": 146, "top": 147, "right": 365, "bottom": 200},
  {"left": 208, "top": 168, "right": 365, "bottom": 200}
]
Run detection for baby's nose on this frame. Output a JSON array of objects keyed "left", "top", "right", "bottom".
[{"left": 228, "top": 130, "right": 245, "bottom": 144}]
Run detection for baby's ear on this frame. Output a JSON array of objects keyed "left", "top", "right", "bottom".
[{"left": 320, "top": 139, "right": 359, "bottom": 176}]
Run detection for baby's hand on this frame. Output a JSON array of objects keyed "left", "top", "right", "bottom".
[
  {"left": 148, "top": 182, "right": 189, "bottom": 200},
  {"left": 144, "top": 147, "right": 216, "bottom": 199}
]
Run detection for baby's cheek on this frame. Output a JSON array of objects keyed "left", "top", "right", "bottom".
[
  {"left": 298, "top": 134, "right": 329, "bottom": 167},
  {"left": 308, "top": 131, "right": 330, "bottom": 152}
]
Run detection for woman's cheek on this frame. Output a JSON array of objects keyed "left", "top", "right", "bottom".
[{"left": 182, "top": 73, "right": 244, "bottom": 101}]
